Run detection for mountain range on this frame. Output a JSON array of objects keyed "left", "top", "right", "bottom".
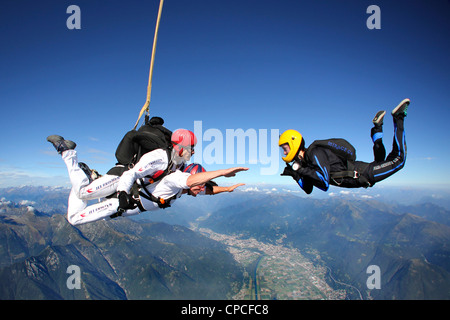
[
  {"left": 0, "top": 198, "right": 242, "bottom": 299},
  {"left": 1, "top": 185, "right": 449, "bottom": 299}
]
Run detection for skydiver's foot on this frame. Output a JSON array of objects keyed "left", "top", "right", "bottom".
[
  {"left": 46, "top": 135, "right": 76, "bottom": 154},
  {"left": 372, "top": 110, "right": 386, "bottom": 127},
  {"left": 391, "top": 98, "right": 410, "bottom": 119}
]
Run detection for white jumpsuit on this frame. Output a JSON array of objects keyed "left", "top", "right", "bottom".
[
  {"left": 67, "top": 170, "right": 192, "bottom": 225},
  {"left": 61, "top": 148, "right": 185, "bottom": 225}
]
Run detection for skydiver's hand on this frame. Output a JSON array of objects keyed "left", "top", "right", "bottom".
[
  {"left": 223, "top": 167, "right": 249, "bottom": 177},
  {"left": 117, "top": 191, "right": 135, "bottom": 212},
  {"left": 281, "top": 164, "right": 301, "bottom": 181},
  {"left": 227, "top": 183, "right": 245, "bottom": 192}
]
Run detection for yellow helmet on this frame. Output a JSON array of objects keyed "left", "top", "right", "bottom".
[{"left": 279, "top": 129, "right": 304, "bottom": 163}]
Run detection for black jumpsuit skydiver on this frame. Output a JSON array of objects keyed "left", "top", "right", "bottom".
[{"left": 294, "top": 115, "right": 407, "bottom": 194}]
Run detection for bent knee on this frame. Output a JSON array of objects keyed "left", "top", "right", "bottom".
[
  {"left": 396, "top": 156, "right": 407, "bottom": 170},
  {"left": 67, "top": 211, "right": 86, "bottom": 226},
  {"left": 67, "top": 215, "right": 80, "bottom": 226}
]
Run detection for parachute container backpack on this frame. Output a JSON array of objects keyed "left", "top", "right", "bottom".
[
  {"left": 307, "top": 139, "right": 357, "bottom": 162},
  {"left": 115, "top": 116, "right": 173, "bottom": 167}
]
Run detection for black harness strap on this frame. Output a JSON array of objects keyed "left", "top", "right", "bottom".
[
  {"left": 138, "top": 189, "right": 178, "bottom": 209},
  {"left": 330, "top": 171, "right": 359, "bottom": 179},
  {"left": 330, "top": 161, "right": 371, "bottom": 188}
]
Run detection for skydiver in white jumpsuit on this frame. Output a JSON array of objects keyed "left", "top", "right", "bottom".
[{"left": 47, "top": 128, "right": 197, "bottom": 202}]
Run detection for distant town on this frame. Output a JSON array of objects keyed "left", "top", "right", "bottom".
[{"left": 195, "top": 227, "right": 346, "bottom": 300}]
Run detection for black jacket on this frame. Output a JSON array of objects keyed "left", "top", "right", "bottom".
[{"left": 295, "top": 146, "right": 364, "bottom": 194}]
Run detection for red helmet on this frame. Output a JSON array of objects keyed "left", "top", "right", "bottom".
[
  {"left": 171, "top": 129, "right": 197, "bottom": 156},
  {"left": 183, "top": 163, "right": 206, "bottom": 174}
]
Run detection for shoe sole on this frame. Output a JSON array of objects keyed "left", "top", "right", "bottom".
[
  {"left": 373, "top": 110, "right": 386, "bottom": 126},
  {"left": 47, "top": 135, "right": 64, "bottom": 143},
  {"left": 391, "top": 98, "right": 410, "bottom": 116}
]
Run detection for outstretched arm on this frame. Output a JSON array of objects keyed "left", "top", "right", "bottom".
[
  {"left": 186, "top": 167, "right": 248, "bottom": 188},
  {"left": 206, "top": 183, "right": 245, "bottom": 195}
]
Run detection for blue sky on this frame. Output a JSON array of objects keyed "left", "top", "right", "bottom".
[{"left": 1, "top": 0, "right": 449, "bottom": 191}]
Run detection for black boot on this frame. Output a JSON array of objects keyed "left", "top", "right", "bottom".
[
  {"left": 391, "top": 98, "right": 410, "bottom": 119},
  {"left": 47, "top": 135, "right": 76, "bottom": 154}
]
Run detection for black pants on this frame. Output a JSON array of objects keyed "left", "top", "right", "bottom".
[{"left": 364, "top": 116, "right": 407, "bottom": 185}]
